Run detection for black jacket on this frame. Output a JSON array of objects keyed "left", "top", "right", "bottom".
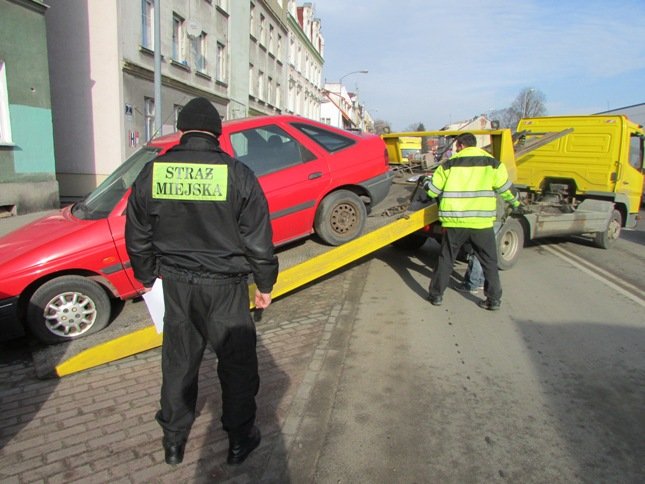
[{"left": 125, "top": 132, "right": 278, "bottom": 292}]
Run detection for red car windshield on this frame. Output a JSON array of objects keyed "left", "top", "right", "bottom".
[{"left": 72, "top": 147, "right": 161, "bottom": 220}]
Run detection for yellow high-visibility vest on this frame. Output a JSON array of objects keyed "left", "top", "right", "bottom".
[{"left": 425, "top": 146, "right": 518, "bottom": 228}]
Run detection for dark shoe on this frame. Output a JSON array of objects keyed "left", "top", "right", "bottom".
[
  {"left": 428, "top": 294, "right": 443, "bottom": 306},
  {"left": 163, "top": 440, "right": 185, "bottom": 465},
  {"left": 478, "top": 299, "right": 501, "bottom": 311},
  {"left": 227, "top": 426, "right": 261, "bottom": 465}
]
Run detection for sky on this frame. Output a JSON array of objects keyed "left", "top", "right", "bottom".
[{"left": 314, "top": 0, "right": 645, "bottom": 131}]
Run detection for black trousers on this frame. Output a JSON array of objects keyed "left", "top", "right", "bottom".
[
  {"left": 429, "top": 226, "right": 502, "bottom": 302},
  {"left": 156, "top": 275, "right": 259, "bottom": 443}
]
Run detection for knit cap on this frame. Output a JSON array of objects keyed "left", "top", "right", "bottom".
[{"left": 176, "top": 97, "right": 222, "bottom": 135}]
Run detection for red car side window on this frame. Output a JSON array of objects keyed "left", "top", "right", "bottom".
[
  {"left": 291, "top": 122, "right": 356, "bottom": 153},
  {"left": 230, "top": 125, "right": 315, "bottom": 176}
]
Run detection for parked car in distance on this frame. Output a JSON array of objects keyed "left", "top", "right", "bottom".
[{"left": 0, "top": 115, "right": 392, "bottom": 344}]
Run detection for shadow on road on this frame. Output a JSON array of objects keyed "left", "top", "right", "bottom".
[
  {"left": 515, "top": 319, "right": 644, "bottom": 482},
  {"left": 173, "top": 335, "right": 291, "bottom": 483},
  {"left": 0, "top": 338, "right": 60, "bottom": 454}
]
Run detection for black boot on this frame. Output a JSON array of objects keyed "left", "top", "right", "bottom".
[
  {"left": 478, "top": 299, "right": 501, "bottom": 311},
  {"left": 227, "top": 426, "right": 261, "bottom": 465},
  {"left": 163, "top": 438, "right": 185, "bottom": 465}
]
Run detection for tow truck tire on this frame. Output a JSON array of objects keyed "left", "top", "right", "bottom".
[
  {"left": 594, "top": 209, "right": 621, "bottom": 249},
  {"left": 26, "top": 276, "right": 111, "bottom": 344},
  {"left": 496, "top": 218, "right": 524, "bottom": 270},
  {"left": 314, "top": 190, "right": 367, "bottom": 246}
]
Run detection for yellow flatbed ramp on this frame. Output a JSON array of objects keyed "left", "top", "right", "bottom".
[{"left": 33, "top": 181, "right": 437, "bottom": 377}]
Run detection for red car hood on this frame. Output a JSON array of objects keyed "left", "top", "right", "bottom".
[{"left": 0, "top": 206, "right": 96, "bottom": 268}]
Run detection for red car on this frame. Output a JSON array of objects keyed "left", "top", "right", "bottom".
[{"left": 0, "top": 115, "right": 392, "bottom": 344}]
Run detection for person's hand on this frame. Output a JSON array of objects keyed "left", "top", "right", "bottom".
[
  {"left": 511, "top": 202, "right": 527, "bottom": 215},
  {"left": 418, "top": 175, "right": 432, "bottom": 191},
  {"left": 255, "top": 290, "right": 272, "bottom": 309}
]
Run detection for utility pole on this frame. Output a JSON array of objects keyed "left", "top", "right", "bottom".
[{"left": 154, "top": 0, "right": 162, "bottom": 134}]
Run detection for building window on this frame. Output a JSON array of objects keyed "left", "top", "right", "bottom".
[
  {"left": 0, "top": 61, "right": 12, "bottom": 144},
  {"left": 297, "top": 45, "right": 302, "bottom": 72},
  {"left": 173, "top": 104, "right": 183, "bottom": 132},
  {"left": 258, "top": 70, "right": 264, "bottom": 100},
  {"left": 276, "top": 82, "right": 281, "bottom": 109},
  {"left": 249, "top": 64, "right": 254, "bottom": 97},
  {"left": 192, "top": 32, "right": 207, "bottom": 73},
  {"left": 259, "top": 14, "right": 266, "bottom": 45},
  {"left": 277, "top": 34, "right": 282, "bottom": 57},
  {"left": 269, "top": 25, "right": 274, "bottom": 54},
  {"left": 144, "top": 97, "right": 155, "bottom": 141},
  {"left": 289, "top": 37, "right": 295, "bottom": 65},
  {"left": 172, "top": 14, "right": 186, "bottom": 63},
  {"left": 250, "top": 3, "right": 255, "bottom": 34},
  {"left": 141, "top": 0, "right": 154, "bottom": 49},
  {"left": 268, "top": 76, "right": 273, "bottom": 105},
  {"left": 216, "top": 42, "right": 226, "bottom": 82}
]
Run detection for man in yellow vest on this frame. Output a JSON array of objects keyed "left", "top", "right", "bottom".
[{"left": 422, "top": 133, "right": 521, "bottom": 310}]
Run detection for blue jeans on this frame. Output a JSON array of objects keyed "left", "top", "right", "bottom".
[
  {"left": 464, "top": 221, "right": 501, "bottom": 290},
  {"left": 464, "top": 253, "right": 484, "bottom": 290}
]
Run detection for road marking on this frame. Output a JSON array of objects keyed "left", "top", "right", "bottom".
[{"left": 542, "top": 244, "right": 645, "bottom": 307}]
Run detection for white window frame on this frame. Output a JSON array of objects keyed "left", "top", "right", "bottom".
[
  {"left": 192, "top": 32, "right": 207, "bottom": 73},
  {"left": 173, "top": 104, "right": 183, "bottom": 132},
  {"left": 141, "top": 0, "right": 154, "bottom": 49},
  {"left": 144, "top": 97, "right": 155, "bottom": 141},
  {"left": 216, "top": 42, "right": 226, "bottom": 82},
  {"left": 249, "top": 64, "right": 254, "bottom": 97},
  {"left": 172, "top": 14, "right": 186, "bottom": 63},
  {"left": 258, "top": 70, "right": 264, "bottom": 100},
  {"left": 259, "top": 14, "right": 266, "bottom": 45},
  {"left": 0, "top": 61, "right": 12, "bottom": 145},
  {"left": 276, "top": 82, "right": 281, "bottom": 109}
]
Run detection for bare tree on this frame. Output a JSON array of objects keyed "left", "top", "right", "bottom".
[
  {"left": 404, "top": 122, "right": 424, "bottom": 132},
  {"left": 490, "top": 87, "right": 547, "bottom": 130},
  {"left": 373, "top": 119, "right": 392, "bottom": 135},
  {"left": 508, "top": 88, "right": 547, "bottom": 129}
]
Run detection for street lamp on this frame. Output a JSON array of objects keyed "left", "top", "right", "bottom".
[
  {"left": 329, "top": 71, "right": 367, "bottom": 130},
  {"left": 339, "top": 70, "right": 368, "bottom": 85}
]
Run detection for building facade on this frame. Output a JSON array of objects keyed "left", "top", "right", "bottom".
[
  {"left": 46, "top": 0, "right": 324, "bottom": 200},
  {"left": 0, "top": 0, "right": 58, "bottom": 215}
]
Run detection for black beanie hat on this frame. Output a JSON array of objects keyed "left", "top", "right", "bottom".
[{"left": 177, "top": 97, "right": 222, "bottom": 135}]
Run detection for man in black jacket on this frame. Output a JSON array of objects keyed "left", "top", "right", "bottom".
[{"left": 125, "top": 97, "right": 278, "bottom": 466}]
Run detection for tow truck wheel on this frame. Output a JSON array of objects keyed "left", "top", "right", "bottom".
[
  {"left": 26, "top": 276, "right": 111, "bottom": 344},
  {"left": 496, "top": 218, "right": 524, "bottom": 270},
  {"left": 594, "top": 209, "right": 621, "bottom": 249},
  {"left": 314, "top": 190, "right": 367, "bottom": 246}
]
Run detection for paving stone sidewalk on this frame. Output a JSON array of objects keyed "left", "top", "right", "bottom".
[{"left": 0, "top": 258, "right": 370, "bottom": 483}]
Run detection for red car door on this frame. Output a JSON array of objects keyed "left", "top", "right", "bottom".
[{"left": 221, "top": 120, "right": 331, "bottom": 246}]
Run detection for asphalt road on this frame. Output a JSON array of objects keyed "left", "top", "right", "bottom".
[{"left": 308, "top": 232, "right": 644, "bottom": 482}]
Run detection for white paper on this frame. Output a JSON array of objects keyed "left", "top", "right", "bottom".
[{"left": 142, "top": 278, "right": 165, "bottom": 333}]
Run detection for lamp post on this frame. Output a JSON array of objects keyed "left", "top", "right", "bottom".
[
  {"left": 336, "top": 70, "right": 368, "bottom": 129},
  {"left": 339, "top": 69, "right": 368, "bottom": 85}
]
